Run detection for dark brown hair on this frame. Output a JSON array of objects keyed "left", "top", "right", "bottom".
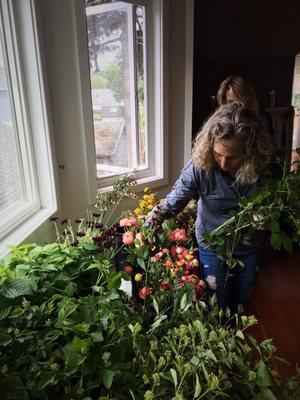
[{"left": 217, "top": 74, "right": 259, "bottom": 113}]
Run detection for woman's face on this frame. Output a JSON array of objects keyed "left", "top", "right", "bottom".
[
  {"left": 213, "top": 136, "right": 245, "bottom": 176},
  {"left": 225, "top": 86, "right": 237, "bottom": 103}
]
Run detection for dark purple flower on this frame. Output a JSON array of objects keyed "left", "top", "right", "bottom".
[
  {"left": 92, "top": 236, "right": 102, "bottom": 244},
  {"left": 94, "top": 222, "right": 103, "bottom": 229},
  {"left": 50, "top": 216, "right": 59, "bottom": 221},
  {"left": 76, "top": 231, "right": 85, "bottom": 237},
  {"left": 61, "top": 218, "right": 69, "bottom": 225},
  {"left": 71, "top": 240, "right": 79, "bottom": 247},
  {"left": 93, "top": 212, "right": 101, "bottom": 217},
  {"left": 75, "top": 219, "right": 82, "bottom": 224}
]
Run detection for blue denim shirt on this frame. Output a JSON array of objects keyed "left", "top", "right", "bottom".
[{"left": 155, "top": 160, "right": 269, "bottom": 254}]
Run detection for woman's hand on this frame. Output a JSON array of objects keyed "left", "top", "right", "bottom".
[{"left": 252, "top": 214, "right": 269, "bottom": 231}]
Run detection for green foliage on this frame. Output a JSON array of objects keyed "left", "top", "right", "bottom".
[
  {"left": 103, "top": 52, "right": 124, "bottom": 103},
  {"left": 0, "top": 174, "right": 299, "bottom": 399},
  {"left": 90, "top": 73, "right": 107, "bottom": 90},
  {"left": 203, "top": 164, "right": 300, "bottom": 268}
]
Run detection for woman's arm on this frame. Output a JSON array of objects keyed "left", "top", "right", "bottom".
[{"left": 145, "top": 160, "right": 200, "bottom": 224}]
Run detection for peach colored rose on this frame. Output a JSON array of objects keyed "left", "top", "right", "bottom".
[
  {"left": 168, "top": 228, "right": 187, "bottom": 242},
  {"left": 122, "top": 231, "right": 135, "bottom": 245},
  {"left": 119, "top": 216, "right": 138, "bottom": 227}
]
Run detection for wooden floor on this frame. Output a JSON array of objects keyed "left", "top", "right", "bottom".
[{"left": 245, "top": 245, "right": 300, "bottom": 378}]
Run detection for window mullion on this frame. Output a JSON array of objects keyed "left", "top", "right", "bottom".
[{"left": 127, "top": 3, "right": 138, "bottom": 169}]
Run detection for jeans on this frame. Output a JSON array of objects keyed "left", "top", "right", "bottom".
[{"left": 199, "top": 246, "right": 261, "bottom": 313}]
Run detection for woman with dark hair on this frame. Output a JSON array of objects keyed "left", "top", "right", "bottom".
[
  {"left": 146, "top": 102, "right": 274, "bottom": 312},
  {"left": 217, "top": 74, "right": 274, "bottom": 138}
]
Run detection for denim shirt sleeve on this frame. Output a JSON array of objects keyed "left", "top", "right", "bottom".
[
  {"left": 164, "top": 160, "right": 200, "bottom": 214},
  {"left": 144, "top": 160, "right": 200, "bottom": 224}
]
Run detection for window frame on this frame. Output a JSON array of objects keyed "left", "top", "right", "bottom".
[
  {"left": 75, "top": 0, "right": 169, "bottom": 200},
  {"left": 0, "top": 0, "right": 57, "bottom": 256}
]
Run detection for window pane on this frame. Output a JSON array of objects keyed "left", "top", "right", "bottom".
[
  {"left": 0, "top": 39, "right": 23, "bottom": 211},
  {"left": 85, "top": 1, "right": 147, "bottom": 179}
]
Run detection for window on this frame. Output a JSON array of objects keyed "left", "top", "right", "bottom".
[
  {"left": 80, "top": 0, "right": 168, "bottom": 191},
  {"left": 0, "top": 0, "right": 56, "bottom": 254}
]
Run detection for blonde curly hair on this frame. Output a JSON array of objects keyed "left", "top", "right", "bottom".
[{"left": 192, "top": 102, "right": 273, "bottom": 184}]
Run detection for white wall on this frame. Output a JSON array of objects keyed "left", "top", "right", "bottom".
[{"left": 25, "top": 0, "right": 194, "bottom": 244}]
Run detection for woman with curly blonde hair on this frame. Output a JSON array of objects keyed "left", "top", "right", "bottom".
[{"left": 147, "top": 102, "right": 274, "bottom": 312}]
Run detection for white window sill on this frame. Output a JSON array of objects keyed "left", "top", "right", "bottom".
[
  {"left": 97, "top": 174, "right": 169, "bottom": 195},
  {"left": 0, "top": 207, "right": 56, "bottom": 258}
]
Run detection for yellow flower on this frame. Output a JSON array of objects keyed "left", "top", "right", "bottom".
[
  {"left": 144, "top": 187, "right": 149, "bottom": 192},
  {"left": 134, "top": 208, "right": 141, "bottom": 215}
]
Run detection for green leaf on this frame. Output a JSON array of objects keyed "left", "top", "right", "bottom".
[
  {"left": 102, "top": 370, "right": 115, "bottom": 389},
  {"left": 152, "top": 297, "right": 159, "bottom": 315},
  {"left": 0, "top": 306, "right": 11, "bottom": 320},
  {"left": 190, "top": 356, "right": 200, "bottom": 367},
  {"left": 65, "top": 282, "right": 77, "bottom": 296},
  {"left": 236, "top": 330, "right": 244, "bottom": 340},
  {"left": 270, "top": 232, "right": 281, "bottom": 250},
  {"left": 0, "top": 279, "right": 33, "bottom": 298},
  {"left": 281, "top": 234, "right": 293, "bottom": 254},
  {"left": 194, "top": 372, "right": 202, "bottom": 398},
  {"left": 136, "top": 257, "right": 146, "bottom": 270},
  {"left": 170, "top": 368, "right": 178, "bottom": 388},
  {"left": 180, "top": 293, "right": 187, "bottom": 310},
  {"left": 256, "top": 360, "right": 273, "bottom": 387},
  {"left": 91, "top": 331, "right": 104, "bottom": 342},
  {"left": 268, "top": 221, "right": 280, "bottom": 233}
]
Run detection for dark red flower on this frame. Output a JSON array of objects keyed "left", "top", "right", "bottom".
[
  {"left": 61, "top": 218, "right": 69, "bottom": 225},
  {"left": 159, "top": 281, "right": 171, "bottom": 291},
  {"left": 50, "top": 216, "right": 59, "bottom": 221}
]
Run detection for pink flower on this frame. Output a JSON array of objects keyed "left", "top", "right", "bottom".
[
  {"left": 168, "top": 228, "right": 187, "bottom": 242},
  {"left": 119, "top": 216, "right": 138, "bottom": 227},
  {"left": 139, "top": 286, "right": 153, "bottom": 299},
  {"left": 122, "top": 231, "right": 135, "bottom": 245}
]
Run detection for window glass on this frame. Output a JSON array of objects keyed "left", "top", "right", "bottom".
[
  {"left": 0, "top": 38, "right": 23, "bottom": 212},
  {"left": 85, "top": 1, "right": 147, "bottom": 178}
]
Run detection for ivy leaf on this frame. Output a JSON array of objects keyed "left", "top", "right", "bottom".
[{"left": 90, "top": 331, "right": 104, "bottom": 342}]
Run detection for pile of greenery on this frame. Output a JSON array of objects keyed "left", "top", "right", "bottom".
[{"left": 0, "top": 172, "right": 299, "bottom": 399}]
